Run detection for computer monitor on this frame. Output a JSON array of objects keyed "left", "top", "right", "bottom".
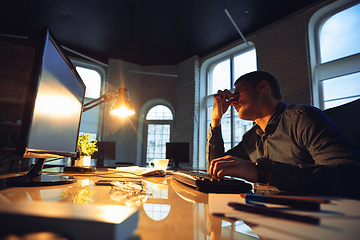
[
  {"left": 166, "top": 142, "right": 190, "bottom": 168},
  {"left": 92, "top": 141, "right": 116, "bottom": 166},
  {"left": 4, "top": 28, "right": 86, "bottom": 187}
]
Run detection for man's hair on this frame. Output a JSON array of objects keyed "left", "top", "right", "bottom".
[{"left": 234, "top": 70, "right": 283, "bottom": 101}]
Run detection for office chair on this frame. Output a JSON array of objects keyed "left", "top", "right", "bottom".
[{"left": 323, "top": 98, "right": 360, "bottom": 149}]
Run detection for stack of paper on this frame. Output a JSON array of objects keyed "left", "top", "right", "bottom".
[
  {"left": 208, "top": 194, "right": 360, "bottom": 240},
  {"left": 108, "top": 166, "right": 149, "bottom": 175}
]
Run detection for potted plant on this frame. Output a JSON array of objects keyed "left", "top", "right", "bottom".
[{"left": 75, "top": 133, "right": 98, "bottom": 167}]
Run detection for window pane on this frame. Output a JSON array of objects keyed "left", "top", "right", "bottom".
[
  {"left": 207, "top": 106, "right": 213, "bottom": 128},
  {"left": 207, "top": 106, "right": 231, "bottom": 151},
  {"left": 320, "top": 3, "right": 360, "bottom": 63},
  {"left": 322, "top": 72, "right": 360, "bottom": 103},
  {"left": 234, "top": 49, "right": 257, "bottom": 80},
  {"left": 324, "top": 96, "right": 360, "bottom": 109},
  {"left": 146, "top": 105, "right": 173, "bottom": 120},
  {"left": 234, "top": 116, "right": 253, "bottom": 143},
  {"left": 76, "top": 67, "right": 101, "bottom": 99},
  {"left": 146, "top": 124, "right": 170, "bottom": 163},
  {"left": 210, "top": 59, "right": 230, "bottom": 95},
  {"left": 221, "top": 108, "right": 232, "bottom": 152}
]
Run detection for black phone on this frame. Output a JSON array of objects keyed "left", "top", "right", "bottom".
[{"left": 95, "top": 180, "right": 114, "bottom": 186}]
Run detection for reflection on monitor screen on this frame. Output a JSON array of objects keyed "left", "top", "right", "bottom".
[{"left": 4, "top": 28, "right": 85, "bottom": 188}]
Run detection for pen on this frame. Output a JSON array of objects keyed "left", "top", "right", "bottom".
[
  {"left": 228, "top": 202, "right": 320, "bottom": 225},
  {"left": 240, "top": 193, "right": 330, "bottom": 204},
  {"left": 244, "top": 194, "right": 320, "bottom": 211}
]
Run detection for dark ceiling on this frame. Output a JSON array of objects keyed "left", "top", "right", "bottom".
[{"left": 1, "top": 0, "right": 323, "bottom": 66}]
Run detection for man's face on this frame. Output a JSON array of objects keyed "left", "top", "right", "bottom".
[{"left": 232, "top": 80, "right": 261, "bottom": 121}]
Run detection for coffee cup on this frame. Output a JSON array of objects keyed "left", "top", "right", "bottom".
[{"left": 148, "top": 159, "right": 169, "bottom": 171}]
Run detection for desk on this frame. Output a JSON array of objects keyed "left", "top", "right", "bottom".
[
  {"left": 0, "top": 170, "right": 260, "bottom": 240},
  {"left": 1, "top": 170, "right": 359, "bottom": 240}
]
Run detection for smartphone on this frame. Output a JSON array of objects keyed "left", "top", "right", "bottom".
[{"left": 95, "top": 180, "right": 114, "bottom": 186}]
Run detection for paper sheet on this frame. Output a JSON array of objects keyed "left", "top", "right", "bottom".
[{"left": 208, "top": 194, "right": 360, "bottom": 240}]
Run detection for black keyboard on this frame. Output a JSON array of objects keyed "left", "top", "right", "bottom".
[{"left": 171, "top": 170, "right": 253, "bottom": 193}]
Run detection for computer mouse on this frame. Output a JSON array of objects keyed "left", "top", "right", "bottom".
[{"left": 141, "top": 168, "right": 166, "bottom": 177}]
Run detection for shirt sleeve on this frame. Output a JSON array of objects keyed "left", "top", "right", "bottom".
[
  {"left": 206, "top": 124, "right": 225, "bottom": 171},
  {"left": 206, "top": 124, "right": 250, "bottom": 171},
  {"left": 271, "top": 107, "right": 360, "bottom": 199}
]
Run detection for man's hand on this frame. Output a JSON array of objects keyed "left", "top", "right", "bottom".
[
  {"left": 209, "top": 155, "right": 258, "bottom": 183},
  {"left": 211, "top": 89, "right": 237, "bottom": 127}
]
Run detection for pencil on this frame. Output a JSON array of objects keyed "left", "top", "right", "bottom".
[
  {"left": 228, "top": 202, "right": 320, "bottom": 225},
  {"left": 244, "top": 194, "right": 320, "bottom": 211},
  {"left": 240, "top": 193, "right": 330, "bottom": 204}
]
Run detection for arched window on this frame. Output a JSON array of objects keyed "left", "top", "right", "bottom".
[
  {"left": 309, "top": 1, "right": 360, "bottom": 110},
  {"left": 199, "top": 43, "right": 256, "bottom": 167},
  {"left": 145, "top": 105, "right": 173, "bottom": 163},
  {"left": 207, "top": 49, "right": 256, "bottom": 152}
]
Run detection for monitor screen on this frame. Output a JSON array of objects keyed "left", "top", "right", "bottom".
[
  {"left": 166, "top": 142, "right": 190, "bottom": 168},
  {"left": 3, "top": 28, "right": 85, "bottom": 188},
  {"left": 18, "top": 28, "right": 85, "bottom": 159},
  {"left": 92, "top": 141, "right": 116, "bottom": 166}
]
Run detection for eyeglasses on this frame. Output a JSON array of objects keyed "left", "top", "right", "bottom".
[
  {"left": 110, "top": 180, "right": 149, "bottom": 206},
  {"left": 111, "top": 180, "right": 145, "bottom": 194}
]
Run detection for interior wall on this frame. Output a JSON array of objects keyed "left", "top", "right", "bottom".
[
  {"left": 174, "top": 56, "right": 200, "bottom": 167},
  {"left": 103, "top": 59, "right": 178, "bottom": 165}
]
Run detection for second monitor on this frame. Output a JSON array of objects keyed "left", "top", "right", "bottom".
[
  {"left": 166, "top": 142, "right": 190, "bottom": 168},
  {"left": 92, "top": 141, "right": 116, "bottom": 166}
]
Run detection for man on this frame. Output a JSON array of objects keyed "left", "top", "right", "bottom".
[{"left": 207, "top": 70, "right": 360, "bottom": 199}]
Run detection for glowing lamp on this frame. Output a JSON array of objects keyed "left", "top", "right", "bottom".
[{"left": 83, "top": 87, "right": 135, "bottom": 118}]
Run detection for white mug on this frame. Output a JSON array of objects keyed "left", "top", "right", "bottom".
[{"left": 148, "top": 159, "right": 169, "bottom": 171}]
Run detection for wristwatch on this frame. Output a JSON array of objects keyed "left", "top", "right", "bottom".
[{"left": 255, "top": 158, "right": 273, "bottom": 184}]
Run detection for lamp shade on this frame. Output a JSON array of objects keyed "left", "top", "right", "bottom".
[{"left": 110, "top": 88, "right": 135, "bottom": 117}]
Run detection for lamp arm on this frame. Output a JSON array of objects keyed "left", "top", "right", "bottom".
[{"left": 82, "top": 90, "right": 117, "bottom": 112}]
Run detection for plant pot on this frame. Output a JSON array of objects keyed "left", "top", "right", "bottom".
[{"left": 74, "top": 155, "right": 92, "bottom": 167}]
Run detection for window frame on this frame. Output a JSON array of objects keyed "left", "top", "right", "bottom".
[
  {"left": 70, "top": 58, "right": 107, "bottom": 140},
  {"left": 139, "top": 102, "right": 175, "bottom": 165},
  {"left": 308, "top": 0, "right": 360, "bottom": 109},
  {"left": 144, "top": 121, "right": 172, "bottom": 163},
  {"left": 198, "top": 42, "right": 256, "bottom": 168}
]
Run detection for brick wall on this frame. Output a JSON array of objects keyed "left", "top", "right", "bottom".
[
  {"left": 103, "top": 59, "right": 178, "bottom": 164},
  {"left": 0, "top": 38, "right": 36, "bottom": 170},
  {"left": 174, "top": 56, "right": 200, "bottom": 166}
]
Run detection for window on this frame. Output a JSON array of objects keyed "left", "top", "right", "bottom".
[
  {"left": 205, "top": 47, "right": 256, "bottom": 152},
  {"left": 309, "top": 1, "right": 360, "bottom": 110},
  {"left": 71, "top": 62, "right": 105, "bottom": 140},
  {"left": 145, "top": 105, "right": 173, "bottom": 163},
  {"left": 76, "top": 67, "right": 101, "bottom": 99}
]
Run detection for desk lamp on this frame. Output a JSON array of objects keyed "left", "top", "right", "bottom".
[
  {"left": 64, "top": 88, "right": 135, "bottom": 172},
  {"left": 83, "top": 87, "right": 135, "bottom": 117}
]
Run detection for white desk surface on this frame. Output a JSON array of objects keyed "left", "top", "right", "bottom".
[{"left": 0, "top": 169, "right": 359, "bottom": 240}]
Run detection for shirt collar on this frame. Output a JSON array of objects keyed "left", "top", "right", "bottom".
[{"left": 255, "top": 102, "right": 287, "bottom": 135}]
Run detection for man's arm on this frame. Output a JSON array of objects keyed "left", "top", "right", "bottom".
[
  {"left": 273, "top": 107, "right": 360, "bottom": 199},
  {"left": 211, "top": 89, "right": 234, "bottom": 127},
  {"left": 206, "top": 123, "right": 255, "bottom": 181},
  {"left": 206, "top": 89, "right": 236, "bottom": 170},
  {"left": 206, "top": 124, "right": 225, "bottom": 171}
]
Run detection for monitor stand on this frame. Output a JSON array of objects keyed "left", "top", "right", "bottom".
[{"left": 3, "top": 158, "right": 77, "bottom": 188}]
